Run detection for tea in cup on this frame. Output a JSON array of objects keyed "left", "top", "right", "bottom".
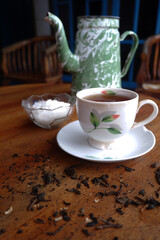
[{"left": 76, "top": 88, "right": 159, "bottom": 149}]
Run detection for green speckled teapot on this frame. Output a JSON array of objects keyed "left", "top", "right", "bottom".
[{"left": 45, "top": 13, "right": 139, "bottom": 94}]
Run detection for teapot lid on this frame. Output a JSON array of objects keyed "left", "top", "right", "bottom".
[{"left": 77, "top": 16, "right": 119, "bottom": 28}]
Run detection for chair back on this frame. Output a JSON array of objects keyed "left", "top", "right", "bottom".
[
  {"left": 1, "top": 36, "right": 62, "bottom": 84},
  {"left": 136, "top": 34, "right": 160, "bottom": 87}
]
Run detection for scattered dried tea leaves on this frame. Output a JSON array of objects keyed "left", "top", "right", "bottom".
[
  {"left": 78, "top": 208, "right": 85, "bottom": 217},
  {"left": 145, "top": 197, "right": 160, "bottom": 210},
  {"left": 155, "top": 187, "right": 160, "bottom": 198},
  {"left": 60, "top": 209, "right": 71, "bottom": 222},
  {"left": 139, "top": 189, "right": 146, "bottom": 196},
  {"left": 17, "top": 229, "right": 23, "bottom": 234},
  {"left": 129, "top": 199, "right": 141, "bottom": 207},
  {"left": 82, "top": 229, "right": 92, "bottom": 236},
  {"left": 134, "top": 196, "right": 160, "bottom": 210},
  {"left": 63, "top": 200, "right": 71, "bottom": 206},
  {"left": 31, "top": 185, "right": 41, "bottom": 195},
  {"left": 4, "top": 152, "right": 160, "bottom": 239},
  {"left": 117, "top": 164, "right": 135, "bottom": 172},
  {"left": 41, "top": 172, "right": 60, "bottom": 186},
  {"left": 115, "top": 196, "right": 129, "bottom": 205},
  {"left": 0, "top": 229, "right": 6, "bottom": 235},
  {"left": 12, "top": 153, "right": 18, "bottom": 158},
  {"left": 81, "top": 179, "right": 90, "bottom": 188},
  {"left": 64, "top": 166, "right": 75, "bottom": 177},
  {"left": 151, "top": 162, "right": 160, "bottom": 168},
  {"left": 42, "top": 172, "right": 52, "bottom": 185},
  {"left": 96, "top": 223, "right": 123, "bottom": 229},
  {"left": 66, "top": 188, "right": 81, "bottom": 194},
  {"left": 97, "top": 184, "right": 122, "bottom": 198},
  {"left": 114, "top": 237, "right": 119, "bottom": 240},
  {"left": 64, "top": 165, "right": 80, "bottom": 179},
  {"left": 46, "top": 225, "right": 63, "bottom": 236},
  {"left": 28, "top": 192, "right": 50, "bottom": 211},
  {"left": 116, "top": 207, "right": 124, "bottom": 215},
  {"left": 4, "top": 206, "right": 13, "bottom": 215},
  {"left": 92, "top": 174, "right": 109, "bottom": 187},
  {"left": 155, "top": 167, "right": 160, "bottom": 184},
  {"left": 86, "top": 213, "right": 98, "bottom": 227},
  {"left": 34, "top": 218, "right": 45, "bottom": 224},
  {"left": 97, "top": 216, "right": 123, "bottom": 229}
]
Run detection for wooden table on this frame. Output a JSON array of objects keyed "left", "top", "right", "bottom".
[{"left": 0, "top": 83, "right": 160, "bottom": 240}]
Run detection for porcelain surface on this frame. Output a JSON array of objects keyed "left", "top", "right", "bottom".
[
  {"left": 57, "top": 120, "right": 156, "bottom": 163},
  {"left": 76, "top": 88, "right": 158, "bottom": 149},
  {"left": 45, "top": 13, "right": 139, "bottom": 94}
]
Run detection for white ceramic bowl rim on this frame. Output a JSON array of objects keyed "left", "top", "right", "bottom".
[
  {"left": 76, "top": 88, "right": 138, "bottom": 104},
  {"left": 22, "top": 92, "right": 75, "bottom": 111}
]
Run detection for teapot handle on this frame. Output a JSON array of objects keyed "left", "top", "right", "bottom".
[{"left": 120, "top": 31, "right": 139, "bottom": 78}]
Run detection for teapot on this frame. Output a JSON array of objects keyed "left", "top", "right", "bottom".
[{"left": 45, "top": 13, "right": 139, "bottom": 94}]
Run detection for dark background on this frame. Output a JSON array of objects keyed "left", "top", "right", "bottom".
[
  {"left": 0, "top": 0, "right": 159, "bottom": 47},
  {"left": 0, "top": 0, "right": 159, "bottom": 87}
]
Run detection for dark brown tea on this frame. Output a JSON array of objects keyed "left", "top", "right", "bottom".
[{"left": 83, "top": 93, "right": 132, "bottom": 102}]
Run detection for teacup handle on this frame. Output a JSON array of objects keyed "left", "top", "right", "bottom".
[
  {"left": 132, "top": 100, "right": 159, "bottom": 129},
  {"left": 120, "top": 31, "right": 139, "bottom": 78}
]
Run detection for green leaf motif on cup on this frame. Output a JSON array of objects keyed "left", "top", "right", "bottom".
[
  {"left": 87, "top": 111, "right": 121, "bottom": 134},
  {"left": 90, "top": 112, "right": 100, "bottom": 128},
  {"left": 107, "top": 128, "right": 122, "bottom": 134},
  {"left": 101, "top": 90, "right": 116, "bottom": 95},
  {"left": 102, "top": 114, "right": 120, "bottom": 122}
]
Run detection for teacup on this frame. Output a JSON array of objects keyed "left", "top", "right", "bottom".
[{"left": 76, "top": 88, "right": 159, "bottom": 149}]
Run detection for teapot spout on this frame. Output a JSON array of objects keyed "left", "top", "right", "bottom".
[{"left": 44, "top": 12, "right": 79, "bottom": 72}]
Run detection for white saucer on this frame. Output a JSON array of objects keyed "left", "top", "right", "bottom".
[{"left": 57, "top": 120, "right": 156, "bottom": 163}]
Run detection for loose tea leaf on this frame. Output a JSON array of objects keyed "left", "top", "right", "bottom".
[
  {"left": 42, "top": 172, "right": 51, "bottom": 185},
  {"left": 139, "top": 189, "right": 146, "bottom": 196},
  {"left": 0, "top": 229, "right": 6, "bottom": 235},
  {"left": 64, "top": 166, "right": 76, "bottom": 177},
  {"left": 92, "top": 174, "right": 109, "bottom": 187},
  {"left": 117, "top": 164, "right": 135, "bottom": 172},
  {"left": 155, "top": 168, "right": 160, "bottom": 184},
  {"left": 86, "top": 213, "right": 98, "bottom": 227},
  {"left": 81, "top": 179, "right": 90, "bottom": 188},
  {"left": 116, "top": 207, "right": 124, "bottom": 215},
  {"left": 28, "top": 192, "right": 50, "bottom": 211},
  {"left": 31, "top": 185, "right": 40, "bottom": 195},
  {"left": 82, "top": 229, "right": 92, "bottom": 236},
  {"left": 34, "top": 218, "right": 45, "bottom": 224},
  {"left": 145, "top": 197, "right": 160, "bottom": 210},
  {"left": 17, "top": 229, "right": 23, "bottom": 234},
  {"left": 46, "top": 226, "right": 63, "bottom": 236},
  {"left": 66, "top": 188, "right": 81, "bottom": 194},
  {"left": 60, "top": 210, "right": 71, "bottom": 222},
  {"left": 115, "top": 196, "right": 129, "bottom": 204},
  {"left": 151, "top": 162, "right": 159, "bottom": 168},
  {"left": 96, "top": 223, "right": 123, "bottom": 229},
  {"left": 12, "top": 153, "right": 18, "bottom": 158},
  {"left": 63, "top": 200, "right": 71, "bottom": 206},
  {"left": 129, "top": 200, "right": 142, "bottom": 207}
]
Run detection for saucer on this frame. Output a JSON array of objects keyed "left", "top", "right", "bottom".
[
  {"left": 56, "top": 120, "right": 156, "bottom": 163},
  {"left": 142, "top": 82, "right": 160, "bottom": 98}
]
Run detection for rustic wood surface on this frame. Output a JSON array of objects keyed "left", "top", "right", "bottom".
[{"left": 0, "top": 82, "right": 160, "bottom": 240}]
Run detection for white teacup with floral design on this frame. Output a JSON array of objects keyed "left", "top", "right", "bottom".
[{"left": 76, "top": 88, "right": 159, "bottom": 150}]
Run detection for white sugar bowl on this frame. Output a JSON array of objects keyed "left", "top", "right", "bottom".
[{"left": 22, "top": 93, "right": 75, "bottom": 129}]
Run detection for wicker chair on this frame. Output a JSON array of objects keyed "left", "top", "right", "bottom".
[
  {"left": 136, "top": 34, "right": 160, "bottom": 96},
  {"left": 0, "top": 36, "right": 62, "bottom": 85}
]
